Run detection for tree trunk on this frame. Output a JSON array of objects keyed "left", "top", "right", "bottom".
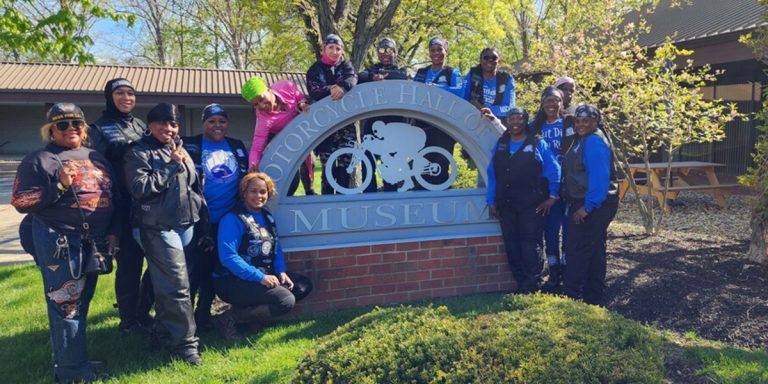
[{"left": 747, "top": 212, "right": 768, "bottom": 264}]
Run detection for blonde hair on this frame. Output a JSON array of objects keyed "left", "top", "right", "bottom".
[
  {"left": 239, "top": 172, "right": 277, "bottom": 201},
  {"left": 40, "top": 122, "right": 89, "bottom": 144}
]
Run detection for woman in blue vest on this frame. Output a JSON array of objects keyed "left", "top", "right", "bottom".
[
  {"left": 483, "top": 106, "right": 560, "bottom": 294},
  {"left": 561, "top": 104, "right": 619, "bottom": 305},
  {"left": 412, "top": 37, "right": 463, "bottom": 189},
  {"left": 465, "top": 47, "right": 515, "bottom": 118},
  {"left": 213, "top": 172, "right": 312, "bottom": 339},
  {"left": 359, "top": 37, "right": 411, "bottom": 192},
  {"left": 182, "top": 104, "right": 249, "bottom": 330},
  {"left": 529, "top": 86, "right": 575, "bottom": 291}
]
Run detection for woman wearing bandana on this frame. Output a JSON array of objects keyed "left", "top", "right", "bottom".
[
  {"left": 483, "top": 106, "right": 560, "bottom": 294},
  {"left": 358, "top": 37, "right": 411, "bottom": 192},
  {"left": 561, "top": 104, "right": 618, "bottom": 305},
  {"left": 529, "top": 86, "right": 575, "bottom": 291},
  {"left": 411, "top": 37, "right": 463, "bottom": 189},
  {"left": 182, "top": 104, "right": 249, "bottom": 330},
  {"left": 306, "top": 34, "right": 358, "bottom": 194}
]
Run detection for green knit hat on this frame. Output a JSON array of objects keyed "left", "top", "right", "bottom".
[{"left": 241, "top": 76, "right": 268, "bottom": 102}]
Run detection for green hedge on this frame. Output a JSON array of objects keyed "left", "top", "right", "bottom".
[{"left": 293, "top": 294, "right": 665, "bottom": 384}]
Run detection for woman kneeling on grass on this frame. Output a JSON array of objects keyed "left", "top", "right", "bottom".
[{"left": 213, "top": 172, "right": 313, "bottom": 339}]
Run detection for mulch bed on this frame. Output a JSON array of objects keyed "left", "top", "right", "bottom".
[{"left": 605, "top": 192, "right": 768, "bottom": 348}]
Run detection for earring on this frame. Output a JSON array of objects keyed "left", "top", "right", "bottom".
[{"left": 143, "top": 128, "right": 152, "bottom": 137}]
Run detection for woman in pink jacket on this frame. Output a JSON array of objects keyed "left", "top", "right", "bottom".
[{"left": 241, "top": 76, "right": 315, "bottom": 195}]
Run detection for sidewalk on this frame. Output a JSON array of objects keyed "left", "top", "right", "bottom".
[
  {"left": 0, "top": 204, "right": 31, "bottom": 266},
  {"left": 0, "top": 170, "right": 33, "bottom": 266}
]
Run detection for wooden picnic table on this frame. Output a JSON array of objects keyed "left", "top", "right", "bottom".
[{"left": 618, "top": 161, "right": 740, "bottom": 211}]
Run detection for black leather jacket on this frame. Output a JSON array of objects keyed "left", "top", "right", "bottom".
[{"left": 123, "top": 135, "right": 206, "bottom": 231}]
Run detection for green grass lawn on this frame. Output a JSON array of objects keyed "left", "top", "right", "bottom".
[{"left": 1, "top": 263, "right": 766, "bottom": 383}]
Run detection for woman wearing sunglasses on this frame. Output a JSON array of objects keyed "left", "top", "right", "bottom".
[
  {"left": 465, "top": 47, "right": 516, "bottom": 119},
  {"left": 358, "top": 37, "right": 411, "bottom": 192},
  {"left": 12, "top": 103, "right": 118, "bottom": 383}
]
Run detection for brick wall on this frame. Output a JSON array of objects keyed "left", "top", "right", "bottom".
[{"left": 285, "top": 235, "right": 515, "bottom": 314}]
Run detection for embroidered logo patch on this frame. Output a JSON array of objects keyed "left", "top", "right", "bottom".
[
  {"left": 523, "top": 145, "right": 533, "bottom": 153},
  {"left": 47, "top": 279, "right": 85, "bottom": 304}
]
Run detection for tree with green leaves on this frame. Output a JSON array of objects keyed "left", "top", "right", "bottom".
[
  {"left": 519, "top": 0, "right": 739, "bottom": 234},
  {"left": 0, "top": 0, "right": 134, "bottom": 64},
  {"left": 739, "top": 0, "right": 768, "bottom": 264},
  {"left": 295, "top": 0, "right": 402, "bottom": 70}
]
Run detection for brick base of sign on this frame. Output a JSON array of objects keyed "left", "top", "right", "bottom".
[{"left": 285, "top": 235, "right": 515, "bottom": 315}]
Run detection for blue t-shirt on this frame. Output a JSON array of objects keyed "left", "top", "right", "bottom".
[
  {"left": 201, "top": 137, "right": 240, "bottom": 223},
  {"left": 422, "top": 67, "right": 464, "bottom": 97},
  {"left": 463, "top": 73, "right": 516, "bottom": 117}
]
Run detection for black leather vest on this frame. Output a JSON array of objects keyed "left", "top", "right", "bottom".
[{"left": 493, "top": 134, "right": 548, "bottom": 210}]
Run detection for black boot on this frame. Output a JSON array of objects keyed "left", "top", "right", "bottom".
[
  {"left": 542, "top": 264, "right": 562, "bottom": 294},
  {"left": 233, "top": 305, "right": 274, "bottom": 334}
]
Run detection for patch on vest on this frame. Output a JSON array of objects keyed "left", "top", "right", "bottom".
[
  {"left": 261, "top": 241, "right": 272, "bottom": 255},
  {"left": 100, "top": 125, "right": 126, "bottom": 143},
  {"left": 236, "top": 148, "right": 246, "bottom": 157},
  {"left": 523, "top": 144, "right": 533, "bottom": 153},
  {"left": 565, "top": 127, "right": 575, "bottom": 136}
]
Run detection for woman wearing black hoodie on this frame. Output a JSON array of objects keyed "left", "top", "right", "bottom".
[{"left": 88, "top": 78, "right": 153, "bottom": 334}]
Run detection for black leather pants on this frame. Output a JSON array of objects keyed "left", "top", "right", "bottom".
[{"left": 139, "top": 227, "right": 198, "bottom": 356}]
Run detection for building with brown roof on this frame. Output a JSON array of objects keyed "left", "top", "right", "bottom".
[
  {"left": 633, "top": 0, "right": 767, "bottom": 174},
  {"left": 0, "top": 62, "right": 306, "bottom": 156}
]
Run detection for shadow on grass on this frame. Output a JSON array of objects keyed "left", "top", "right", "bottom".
[{"left": 0, "top": 322, "right": 180, "bottom": 383}]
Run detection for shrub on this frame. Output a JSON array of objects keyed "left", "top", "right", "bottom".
[
  {"left": 293, "top": 295, "right": 665, "bottom": 384},
  {"left": 294, "top": 306, "right": 467, "bottom": 384}
]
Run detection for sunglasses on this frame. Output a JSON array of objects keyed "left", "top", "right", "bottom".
[
  {"left": 482, "top": 55, "right": 499, "bottom": 61},
  {"left": 54, "top": 120, "right": 86, "bottom": 131},
  {"left": 377, "top": 47, "right": 395, "bottom": 54}
]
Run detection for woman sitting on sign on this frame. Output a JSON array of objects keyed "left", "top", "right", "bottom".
[
  {"left": 305, "top": 34, "right": 358, "bottom": 194},
  {"left": 12, "top": 103, "right": 118, "bottom": 382},
  {"left": 242, "top": 76, "right": 315, "bottom": 196},
  {"left": 561, "top": 104, "right": 619, "bottom": 305},
  {"left": 212, "top": 172, "right": 312, "bottom": 339},
  {"left": 464, "top": 47, "right": 516, "bottom": 118},
  {"left": 483, "top": 106, "right": 560, "bottom": 294}
]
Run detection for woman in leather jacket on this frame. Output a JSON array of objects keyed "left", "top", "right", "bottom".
[{"left": 123, "top": 103, "right": 206, "bottom": 365}]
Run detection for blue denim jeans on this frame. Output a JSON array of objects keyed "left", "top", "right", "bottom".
[
  {"left": 544, "top": 199, "right": 568, "bottom": 266},
  {"left": 32, "top": 217, "right": 98, "bottom": 383}
]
